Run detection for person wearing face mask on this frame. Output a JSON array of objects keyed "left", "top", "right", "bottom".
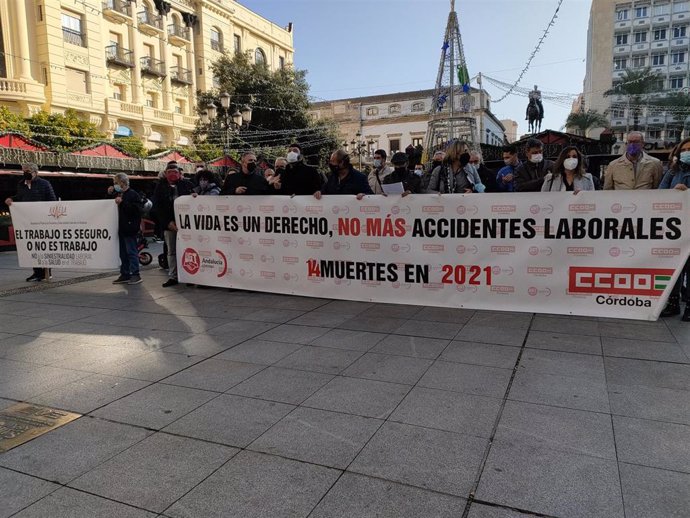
[
  {"left": 222, "top": 152, "right": 272, "bottom": 195},
  {"left": 421, "top": 150, "right": 445, "bottom": 192},
  {"left": 5, "top": 162, "right": 57, "bottom": 282},
  {"left": 515, "top": 138, "right": 554, "bottom": 192},
  {"left": 658, "top": 137, "right": 690, "bottom": 320},
  {"left": 382, "top": 152, "right": 423, "bottom": 196},
  {"left": 273, "top": 144, "right": 323, "bottom": 196},
  {"left": 603, "top": 131, "right": 663, "bottom": 190},
  {"left": 496, "top": 145, "right": 521, "bottom": 192},
  {"left": 368, "top": 149, "right": 394, "bottom": 194},
  {"left": 413, "top": 164, "right": 424, "bottom": 178},
  {"left": 541, "top": 146, "right": 594, "bottom": 193},
  {"left": 109, "top": 173, "right": 143, "bottom": 285},
  {"left": 470, "top": 151, "right": 498, "bottom": 193},
  {"left": 152, "top": 162, "right": 194, "bottom": 287},
  {"left": 314, "top": 149, "right": 373, "bottom": 199},
  {"left": 428, "top": 141, "right": 484, "bottom": 194},
  {"left": 192, "top": 169, "right": 221, "bottom": 196}
]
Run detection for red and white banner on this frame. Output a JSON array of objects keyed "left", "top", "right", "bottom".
[
  {"left": 10, "top": 200, "right": 119, "bottom": 269},
  {"left": 175, "top": 192, "right": 690, "bottom": 320}
]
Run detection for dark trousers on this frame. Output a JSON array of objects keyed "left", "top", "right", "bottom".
[
  {"left": 32, "top": 267, "right": 50, "bottom": 279},
  {"left": 119, "top": 234, "right": 140, "bottom": 277},
  {"left": 669, "top": 258, "right": 690, "bottom": 301}
]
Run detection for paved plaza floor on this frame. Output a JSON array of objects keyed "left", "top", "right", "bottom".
[{"left": 0, "top": 252, "right": 689, "bottom": 517}]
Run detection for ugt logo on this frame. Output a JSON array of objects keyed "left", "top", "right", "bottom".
[
  {"left": 569, "top": 267, "right": 673, "bottom": 297},
  {"left": 182, "top": 248, "right": 200, "bottom": 275},
  {"left": 48, "top": 204, "right": 67, "bottom": 219}
]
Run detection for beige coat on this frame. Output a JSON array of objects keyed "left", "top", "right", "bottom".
[
  {"left": 368, "top": 165, "right": 394, "bottom": 194},
  {"left": 603, "top": 153, "right": 663, "bottom": 190}
]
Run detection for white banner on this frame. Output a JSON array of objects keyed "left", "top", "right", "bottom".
[
  {"left": 175, "top": 192, "right": 690, "bottom": 320},
  {"left": 10, "top": 200, "right": 119, "bottom": 269}
]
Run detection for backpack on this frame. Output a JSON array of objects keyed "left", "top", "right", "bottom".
[{"left": 135, "top": 191, "right": 152, "bottom": 217}]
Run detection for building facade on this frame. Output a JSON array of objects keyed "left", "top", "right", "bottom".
[
  {"left": 309, "top": 88, "right": 506, "bottom": 162},
  {"left": 499, "top": 119, "right": 519, "bottom": 142},
  {"left": 0, "top": 0, "right": 293, "bottom": 149},
  {"left": 584, "top": 0, "right": 690, "bottom": 144}
]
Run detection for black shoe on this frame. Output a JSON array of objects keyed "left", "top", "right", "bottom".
[
  {"left": 682, "top": 306, "right": 690, "bottom": 322},
  {"left": 661, "top": 298, "right": 681, "bottom": 317},
  {"left": 162, "top": 279, "right": 178, "bottom": 288},
  {"left": 112, "top": 275, "right": 130, "bottom": 284},
  {"left": 128, "top": 275, "right": 143, "bottom": 285},
  {"left": 26, "top": 274, "right": 41, "bottom": 282}
]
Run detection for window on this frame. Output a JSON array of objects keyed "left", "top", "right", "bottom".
[
  {"left": 616, "top": 34, "right": 629, "bottom": 45},
  {"left": 617, "top": 9, "right": 629, "bottom": 20},
  {"left": 65, "top": 67, "right": 89, "bottom": 94},
  {"left": 671, "top": 77, "right": 684, "bottom": 88},
  {"left": 635, "top": 6, "right": 648, "bottom": 17},
  {"left": 633, "top": 31, "right": 647, "bottom": 42},
  {"left": 212, "top": 75, "right": 220, "bottom": 88},
  {"left": 652, "top": 53, "right": 666, "bottom": 65},
  {"left": 233, "top": 34, "right": 241, "bottom": 54},
  {"left": 61, "top": 11, "right": 84, "bottom": 46},
  {"left": 653, "top": 78, "right": 665, "bottom": 90},
  {"left": 279, "top": 56, "right": 285, "bottom": 69},
  {"left": 255, "top": 47, "right": 266, "bottom": 65},
  {"left": 668, "top": 128, "right": 681, "bottom": 140},
  {"left": 611, "top": 106, "right": 625, "bottom": 118},
  {"left": 389, "top": 139, "right": 400, "bottom": 153},
  {"left": 412, "top": 137, "right": 424, "bottom": 147},
  {"left": 388, "top": 104, "right": 401, "bottom": 114},
  {"left": 146, "top": 91, "right": 156, "bottom": 107},
  {"left": 614, "top": 58, "right": 628, "bottom": 69},
  {"left": 175, "top": 99, "right": 185, "bottom": 114},
  {"left": 632, "top": 56, "right": 647, "bottom": 67},
  {"left": 654, "top": 3, "right": 670, "bottom": 15},
  {"left": 366, "top": 107, "right": 378, "bottom": 116},
  {"left": 654, "top": 29, "right": 667, "bottom": 40},
  {"left": 673, "top": 25, "right": 687, "bottom": 38},
  {"left": 673, "top": 2, "right": 689, "bottom": 13},
  {"left": 112, "top": 84, "right": 124, "bottom": 100},
  {"left": 411, "top": 102, "right": 425, "bottom": 112},
  {"left": 143, "top": 43, "right": 154, "bottom": 58},
  {"left": 210, "top": 27, "right": 222, "bottom": 52},
  {"left": 648, "top": 129, "right": 661, "bottom": 139},
  {"left": 672, "top": 51, "right": 686, "bottom": 63}
]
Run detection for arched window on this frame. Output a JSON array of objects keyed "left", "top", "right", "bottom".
[
  {"left": 366, "top": 107, "right": 378, "bottom": 116},
  {"left": 255, "top": 47, "right": 266, "bottom": 65},
  {"left": 389, "top": 104, "right": 401, "bottom": 114},
  {"left": 210, "top": 27, "right": 223, "bottom": 52},
  {"left": 412, "top": 102, "right": 425, "bottom": 112}
]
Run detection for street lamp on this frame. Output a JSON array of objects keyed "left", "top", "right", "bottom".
[
  {"left": 348, "top": 131, "right": 375, "bottom": 169},
  {"left": 205, "top": 91, "right": 252, "bottom": 177}
]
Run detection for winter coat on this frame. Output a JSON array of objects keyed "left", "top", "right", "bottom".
[
  {"left": 427, "top": 163, "right": 483, "bottom": 193},
  {"left": 603, "top": 152, "right": 663, "bottom": 190},
  {"left": 321, "top": 166, "right": 373, "bottom": 195},
  {"left": 541, "top": 172, "right": 595, "bottom": 192},
  {"left": 278, "top": 161, "right": 323, "bottom": 196},
  {"left": 117, "top": 188, "right": 142, "bottom": 236},
  {"left": 382, "top": 168, "right": 423, "bottom": 194},
  {"left": 222, "top": 171, "right": 271, "bottom": 196},
  {"left": 368, "top": 166, "right": 394, "bottom": 194},
  {"left": 12, "top": 177, "right": 57, "bottom": 202},
  {"left": 515, "top": 159, "right": 555, "bottom": 192},
  {"left": 152, "top": 178, "right": 194, "bottom": 229},
  {"left": 659, "top": 165, "right": 690, "bottom": 189}
]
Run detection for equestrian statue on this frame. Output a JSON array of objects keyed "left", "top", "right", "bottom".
[{"left": 525, "top": 84, "right": 544, "bottom": 134}]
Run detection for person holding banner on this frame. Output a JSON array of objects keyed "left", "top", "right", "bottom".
[
  {"left": 314, "top": 150, "right": 373, "bottom": 199},
  {"left": 541, "top": 147, "right": 595, "bottom": 193},
  {"left": 274, "top": 144, "right": 324, "bottom": 196},
  {"left": 383, "top": 152, "right": 423, "bottom": 196},
  {"left": 109, "top": 173, "right": 143, "bottom": 285},
  {"left": 603, "top": 132, "right": 663, "bottom": 190},
  {"left": 496, "top": 145, "right": 521, "bottom": 192},
  {"left": 4, "top": 162, "right": 56, "bottom": 281},
  {"left": 427, "top": 141, "right": 485, "bottom": 194},
  {"left": 222, "top": 152, "right": 273, "bottom": 196}
]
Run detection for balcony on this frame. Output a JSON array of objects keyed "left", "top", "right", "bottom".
[
  {"left": 631, "top": 42, "right": 650, "bottom": 52},
  {"left": 105, "top": 44, "right": 134, "bottom": 68},
  {"left": 652, "top": 39, "right": 670, "bottom": 49},
  {"left": 106, "top": 98, "right": 144, "bottom": 118},
  {"left": 669, "top": 62, "right": 689, "bottom": 73},
  {"left": 140, "top": 56, "right": 165, "bottom": 77},
  {"left": 168, "top": 24, "right": 190, "bottom": 45},
  {"left": 651, "top": 64, "right": 669, "bottom": 74},
  {"left": 671, "top": 36, "right": 689, "bottom": 46},
  {"left": 170, "top": 66, "right": 192, "bottom": 85},
  {"left": 137, "top": 11, "right": 163, "bottom": 35},
  {"left": 102, "top": 0, "right": 132, "bottom": 23},
  {"left": 613, "top": 44, "right": 631, "bottom": 54},
  {"left": 673, "top": 12, "right": 690, "bottom": 22},
  {"left": 615, "top": 20, "right": 632, "bottom": 29},
  {"left": 653, "top": 15, "right": 671, "bottom": 25},
  {"left": 633, "top": 17, "right": 650, "bottom": 27},
  {"left": 62, "top": 28, "right": 86, "bottom": 47},
  {"left": 612, "top": 70, "right": 627, "bottom": 79}
]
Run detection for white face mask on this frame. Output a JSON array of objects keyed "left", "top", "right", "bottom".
[
  {"left": 373, "top": 159, "right": 382, "bottom": 168},
  {"left": 563, "top": 157, "right": 578, "bottom": 170},
  {"left": 286, "top": 151, "right": 300, "bottom": 163},
  {"left": 414, "top": 169, "right": 423, "bottom": 176},
  {"left": 529, "top": 153, "right": 543, "bottom": 164},
  {"left": 504, "top": 159, "right": 513, "bottom": 166}
]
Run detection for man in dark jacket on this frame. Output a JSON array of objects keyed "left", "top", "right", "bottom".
[
  {"left": 5, "top": 162, "right": 57, "bottom": 281},
  {"left": 515, "top": 138, "right": 554, "bottom": 192},
  {"left": 383, "top": 152, "right": 422, "bottom": 195},
  {"left": 470, "top": 151, "right": 499, "bottom": 193},
  {"left": 275, "top": 143, "right": 323, "bottom": 196},
  {"left": 109, "top": 173, "right": 143, "bottom": 285},
  {"left": 314, "top": 150, "right": 373, "bottom": 199},
  {"left": 222, "top": 152, "right": 272, "bottom": 195},
  {"left": 152, "top": 163, "right": 193, "bottom": 287}
]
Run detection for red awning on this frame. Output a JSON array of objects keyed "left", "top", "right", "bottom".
[
  {"left": 0, "top": 170, "right": 156, "bottom": 180},
  {"left": 209, "top": 155, "right": 240, "bottom": 168},
  {"left": 72, "top": 143, "right": 133, "bottom": 158},
  {"left": 0, "top": 133, "right": 49, "bottom": 151}
]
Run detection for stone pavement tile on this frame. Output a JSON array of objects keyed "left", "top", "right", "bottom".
[
  {"left": 468, "top": 311, "right": 532, "bottom": 329},
  {"left": 228, "top": 366, "right": 333, "bottom": 405},
  {"left": 604, "top": 357, "right": 690, "bottom": 391},
  {"left": 0, "top": 334, "right": 53, "bottom": 359},
  {"left": 619, "top": 462, "right": 690, "bottom": 518},
  {"left": 454, "top": 324, "right": 527, "bottom": 347},
  {"left": 91, "top": 383, "right": 216, "bottom": 430},
  {"left": 314, "top": 300, "right": 373, "bottom": 314},
  {"left": 303, "top": 376, "right": 409, "bottom": 419},
  {"left": 29, "top": 374, "right": 151, "bottom": 414},
  {"left": 206, "top": 319, "right": 277, "bottom": 338},
  {"left": 166, "top": 450, "right": 339, "bottom": 518},
  {"left": 1, "top": 339, "right": 88, "bottom": 366},
  {"left": 93, "top": 351, "right": 203, "bottom": 382},
  {"left": 0, "top": 365, "right": 91, "bottom": 401},
  {"left": 0, "top": 417, "right": 150, "bottom": 484},
  {"left": 0, "top": 314, "right": 83, "bottom": 335},
  {"left": 50, "top": 345, "right": 147, "bottom": 372},
  {"left": 215, "top": 339, "right": 303, "bottom": 365},
  {"left": 440, "top": 341, "right": 521, "bottom": 369},
  {"left": 4, "top": 293, "right": 131, "bottom": 311},
  {"left": 275, "top": 345, "right": 362, "bottom": 374},
  {"left": 532, "top": 315, "right": 601, "bottom": 336},
  {"left": 311, "top": 328, "right": 388, "bottom": 351},
  {"left": 161, "top": 333, "right": 251, "bottom": 357},
  {"left": 419, "top": 361, "right": 512, "bottom": 398},
  {"left": 599, "top": 321, "right": 676, "bottom": 343},
  {"left": 249, "top": 407, "right": 382, "bottom": 469},
  {"left": 240, "top": 307, "right": 307, "bottom": 324},
  {"left": 525, "top": 330, "right": 603, "bottom": 355},
  {"left": 310, "top": 472, "right": 467, "bottom": 518},
  {"left": 608, "top": 383, "right": 690, "bottom": 425},
  {"left": 162, "top": 359, "right": 265, "bottom": 392},
  {"left": 393, "top": 320, "right": 463, "bottom": 340},
  {"left": 288, "top": 311, "right": 355, "bottom": 328},
  {"left": 243, "top": 294, "right": 326, "bottom": 311},
  {"left": 476, "top": 437, "right": 624, "bottom": 518},
  {"left": 467, "top": 504, "right": 536, "bottom": 517},
  {"left": 601, "top": 336, "right": 688, "bottom": 363},
  {"left": 518, "top": 349, "right": 606, "bottom": 383},
  {"left": 370, "top": 334, "right": 449, "bottom": 359},
  {"left": 496, "top": 400, "right": 616, "bottom": 459},
  {"left": 13, "top": 487, "right": 156, "bottom": 518},
  {"left": 349, "top": 421, "right": 486, "bottom": 497},
  {"left": 337, "top": 315, "right": 407, "bottom": 334},
  {"left": 70, "top": 433, "right": 237, "bottom": 514},
  {"left": 509, "top": 369, "right": 610, "bottom": 413},
  {"left": 78, "top": 311, "right": 226, "bottom": 334},
  {"left": 414, "top": 306, "right": 474, "bottom": 324},
  {"left": 256, "top": 324, "right": 331, "bottom": 344},
  {"left": 613, "top": 415, "right": 690, "bottom": 473},
  {"left": 0, "top": 467, "right": 59, "bottom": 518},
  {"left": 390, "top": 386, "right": 501, "bottom": 438},
  {"left": 342, "top": 353, "right": 433, "bottom": 385},
  {"left": 0, "top": 358, "right": 40, "bottom": 385},
  {"left": 163, "top": 394, "right": 294, "bottom": 447},
  {"left": 366, "top": 303, "right": 423, "bottom": 319}
]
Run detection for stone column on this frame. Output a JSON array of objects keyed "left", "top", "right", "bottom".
[
  {"left": 11, "top": 0, "right": 32, "bottom": 79},
  {"left": 129, "top": 17, "right": 142, "bottom": 103}
]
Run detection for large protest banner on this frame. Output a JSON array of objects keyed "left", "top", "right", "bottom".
[
  {"left": 10, "top": 200, "right": 119, "bottom": 269},
  {"left": 175, "top": 192, "right": 690, "bottom": 320}
]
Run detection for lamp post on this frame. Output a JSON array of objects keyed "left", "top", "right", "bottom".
[
  {"left": 345, "top": 131, "right": 375, "bottom": 169},
  {"left": 203, "top": 92, "right": 252, "bottom": 178}
]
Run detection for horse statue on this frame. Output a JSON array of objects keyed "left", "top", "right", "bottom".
[{"left": 527, "top": 97, "right": 543, "bottom": 134}]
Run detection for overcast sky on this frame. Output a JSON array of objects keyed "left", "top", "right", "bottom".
[{"left": 240, "top": 0, "right": 591, "bottom": 136}]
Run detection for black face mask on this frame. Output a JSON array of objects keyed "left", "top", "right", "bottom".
[
  {"left": 275, "top": 167, "right": 285, "bottom": 174},
  {"left": 432, "top": 160, "right": 442, "bottom": 168},
  {"left": 328, "top": 164, "right": 340, "bottom": 174},
  {"left": 394, "top": 166, "right": 407, "bottom": 174},
  {"left": 246, "top": 162, "right": 256, "bottom": 173},
  {"left": 23, "top": 172, "right": 33, "bottom": 181}
]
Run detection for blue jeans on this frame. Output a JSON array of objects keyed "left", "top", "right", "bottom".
[{"left": 119, "top": 234, "right": 140, "bottom": 277}]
